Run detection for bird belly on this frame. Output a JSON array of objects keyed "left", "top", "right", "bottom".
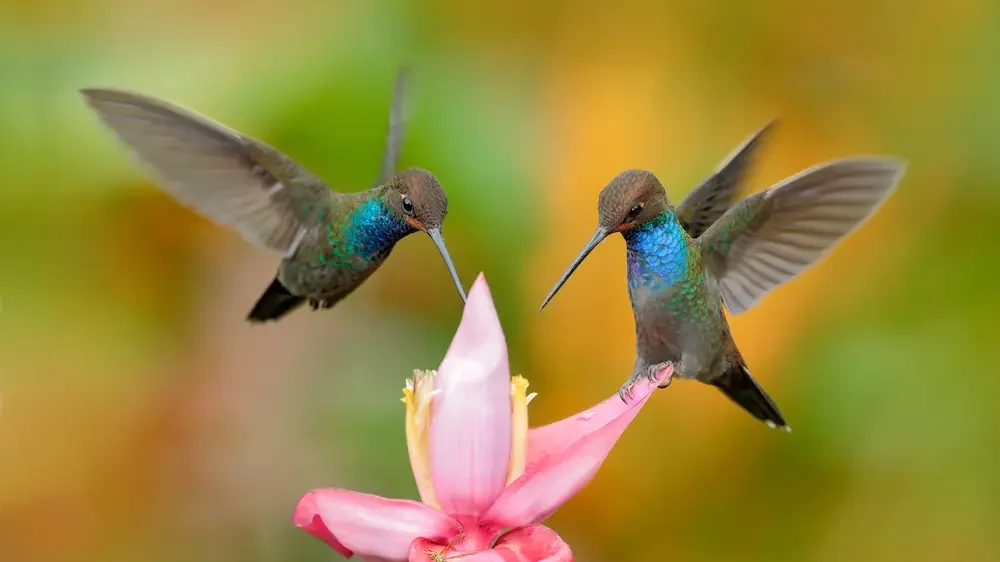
[
  {"left": 632, "top": 284, "right": 726, "bottom": 382},
  {"left": 277, "top": 234, "right": 388, "bottom": 303}
]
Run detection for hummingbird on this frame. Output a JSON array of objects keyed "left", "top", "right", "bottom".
[
  {"left": 540, "top": 122, "right": 906, "bottom": 430},
  {"left": 80, "top": 69, "right": 467, "bottom": 323}
]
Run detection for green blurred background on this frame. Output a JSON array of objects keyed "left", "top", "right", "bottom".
[{"left": 1, "top": 1, "right": 998, "bottom": 561}]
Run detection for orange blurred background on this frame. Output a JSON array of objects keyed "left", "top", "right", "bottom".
[{"left": 1, "top": 1, "right": 997, "bottom": 561}]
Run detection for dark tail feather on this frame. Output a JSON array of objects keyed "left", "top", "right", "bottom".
[
  {"left": 247, "top": 278, "right": 305, "bottom": 323},
  {"left": 712, "top": 362, "right": 790, "bottom": 431}
]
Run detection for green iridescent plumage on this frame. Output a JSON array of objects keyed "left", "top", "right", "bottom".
[
  {"left": 542, "top": 123, "right": 906, "bottom": 430},
  {"left": 318, "top": 197, "right": 412, "bottom": 268},
  {"left": 81, "top": 69, "right": 467, "bottom": 323}
]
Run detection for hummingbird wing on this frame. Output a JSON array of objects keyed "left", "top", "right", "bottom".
[
  {"left": 676, "top": 119, "right": 774, "bottom": 238},
  {"left": 698, "top": 157, "right": 906, "bottom": 314},
  {"left": 80, "top": 88, "right": 333, "bottom": 255},
  {"left": 375, "top": 67, "right": 410, "bottom": 186}
]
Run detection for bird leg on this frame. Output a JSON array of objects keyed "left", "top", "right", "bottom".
[
  {"left": 308, "top": 297, "right": 336, "bottom": 310},
  {"left": 648, "top": 361, "right": 674, "bottom": 388},
  {"left": 619, "top": 361, "right": 675, "bottom": 403}
]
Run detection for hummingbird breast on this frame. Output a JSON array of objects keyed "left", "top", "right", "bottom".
[
  {"left": 325, "top": 198, "right": 413, "bottom": 265},
  {"left": 624, "top": 212, "right": 692, "bottom": 291},
  {"left": 624, "top": 211, "right": 727, "bottom": 381}
]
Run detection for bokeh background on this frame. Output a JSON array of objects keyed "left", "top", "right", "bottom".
[{"left": 2, "top": 1, "right": 998, "bottom": 561}]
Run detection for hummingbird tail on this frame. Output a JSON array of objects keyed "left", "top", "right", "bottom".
[
  {"left": 712, "top": 362, "right": 790, "bottom": 431},
  {"left": 247, "top": 278, "right": 305, "bottom": 323}
]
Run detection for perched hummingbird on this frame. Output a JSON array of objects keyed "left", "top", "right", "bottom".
[
  {"left": 81, "top": 69, "right": 467, "bottom": 323},
  {"left": 540, "top": 122, "right": 906, "bottom": 430}
]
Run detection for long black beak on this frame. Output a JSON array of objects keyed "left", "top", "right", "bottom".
[
  {"left": 539, "top": 226, "right": 609, "bottom": 311},
  {"left": 427, "top": 228, "right": 467, "bottom": 303}
]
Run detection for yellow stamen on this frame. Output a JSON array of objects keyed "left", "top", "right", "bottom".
[
  {"left": 402, "top": 369, "right": 441, "bottom": 510},
  {"left": 506, "top": 375, "right": 534, "bottom": 485}
]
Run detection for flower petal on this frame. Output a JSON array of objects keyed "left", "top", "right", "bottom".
[
  {"left": 408, "top": 538, "right": 499, "bottom": 562},
  {"left": 430, "top": 274, "right": 512, "bottom": 516},
  {"left": 483, "top": 366, "right": 669, "bottom": 527},
  {"left": 525, "top": 363, "right": 673, "bottom": 472},
  {"left": 408, "top": 526, "right": 573, "bottom": 562},
  {"left": 491, "top": 526, "right": 574, "bottom": 562},
  {"left": 294, "top": 488, "right": 459, "bottom": 560}
]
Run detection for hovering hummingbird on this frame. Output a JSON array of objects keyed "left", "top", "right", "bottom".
[
  {"left": 540, "top": 122, "right": 905, "bottom": 430},
  {"left": 81, "top": 69, "right": 467, "bottom": 323}
]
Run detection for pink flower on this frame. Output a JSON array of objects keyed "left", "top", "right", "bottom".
[{"left": 294, "top": 274, "right": 672, "bottom": 561}]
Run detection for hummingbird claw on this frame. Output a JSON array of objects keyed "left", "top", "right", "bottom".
[
  {"left": 308, "top": 297, "right": 336, "bottom": 310},
  {"left": 647, "top": 361, "right": 674, "bottom": 388},
  {"left": 618, "top": 383, "right": 635, "bottom": 404}
]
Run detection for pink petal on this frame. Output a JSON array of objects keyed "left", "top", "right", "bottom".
[
  {"left": 408, "top": 527, "right": 572, "bottom": 562},
  {"left": 491, "top": 526, "right": 574, "bottom": 562},
  {"left": 430, "top": 274, "right": 512, "bottom": 517},
  {"left": 483, "top": 366, "right": 669, "bottom": 527},
  {"left": 434, "top": 553, "right": 506, "bottom": 562},
  {"left": 525, "top": 364, "right": 673, "bottom": 472},
  {"left": 408, "top": 538, "right": 498, "bottom": 562},
  {"left": 294, "top": 488, "right": 459, "bottom": 560}
]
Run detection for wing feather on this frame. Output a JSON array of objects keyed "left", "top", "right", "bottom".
[
  {"left": 375, "top": 67, "right": 411, "bottom": 186},
  {"left": 676, "top": 119, "right": 775, "bottom": 237},
  {"left": 81, "top": 88, "right": 332, "bottom": 254},
  {"left": 699, "top": 157, "right": 906, "bottom": 314}
]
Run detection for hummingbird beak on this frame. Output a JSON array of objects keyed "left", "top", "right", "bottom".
[
  {"left": 426, "top": 228, "right": 467, "bottom": 303},
  {"left": 539, "top": 226, "right": 609, "bottom": 311}
]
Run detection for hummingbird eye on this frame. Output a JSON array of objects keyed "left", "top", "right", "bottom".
[
  {"left": 402, "top": 196, "right": 415, "bottom": 214},
  {"left": 626, "top": 203, "right": 644, "bottom": 221}
]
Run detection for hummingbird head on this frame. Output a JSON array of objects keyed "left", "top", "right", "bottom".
[
  {"left": 596, "top": 169, "right": 670, "bottom": 233},
  {"left": 387, "top": 168, "right": 450, "bottom": 230},
  {"left": 385, "top": 168, "right": 466, "bottom": 303},
  {"left": 539, "top": 169, "right": 669, "bottom": 310}
]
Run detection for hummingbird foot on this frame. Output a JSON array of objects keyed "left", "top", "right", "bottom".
[
  {"left": 647, "top": 361, "right": 674, "bottom": 389},
  {"left": 619, "top": 361, "right": 675, "bottom": 403},
  {"left": 617, "top": 383, "right": 635, "bottom": 404},
  {"left": 307, "top": 297, "right": 336, "bottom": 310}
]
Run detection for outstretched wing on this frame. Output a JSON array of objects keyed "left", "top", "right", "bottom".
[
  {"left": 677, "top": 120, "right": 775, "bottom": 238},
  {"left": 375, "top": 67, "right": 411, "bottom": 186},
  {"left": 698, "top": 157, "right": 906, "bottom": 314},
  {"left": 81, "top": 88, "right": 333, "bottom": 255}
]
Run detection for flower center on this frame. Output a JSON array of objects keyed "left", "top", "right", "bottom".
[
  {"left": 402, "top": 369, "right": 442, "bottom": 510},
  {"left": 401, "top": 371, "right": 537, "bottom": 509},
  {"left": 507, "top": 375, "right": 536, "bottom": 485}
]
